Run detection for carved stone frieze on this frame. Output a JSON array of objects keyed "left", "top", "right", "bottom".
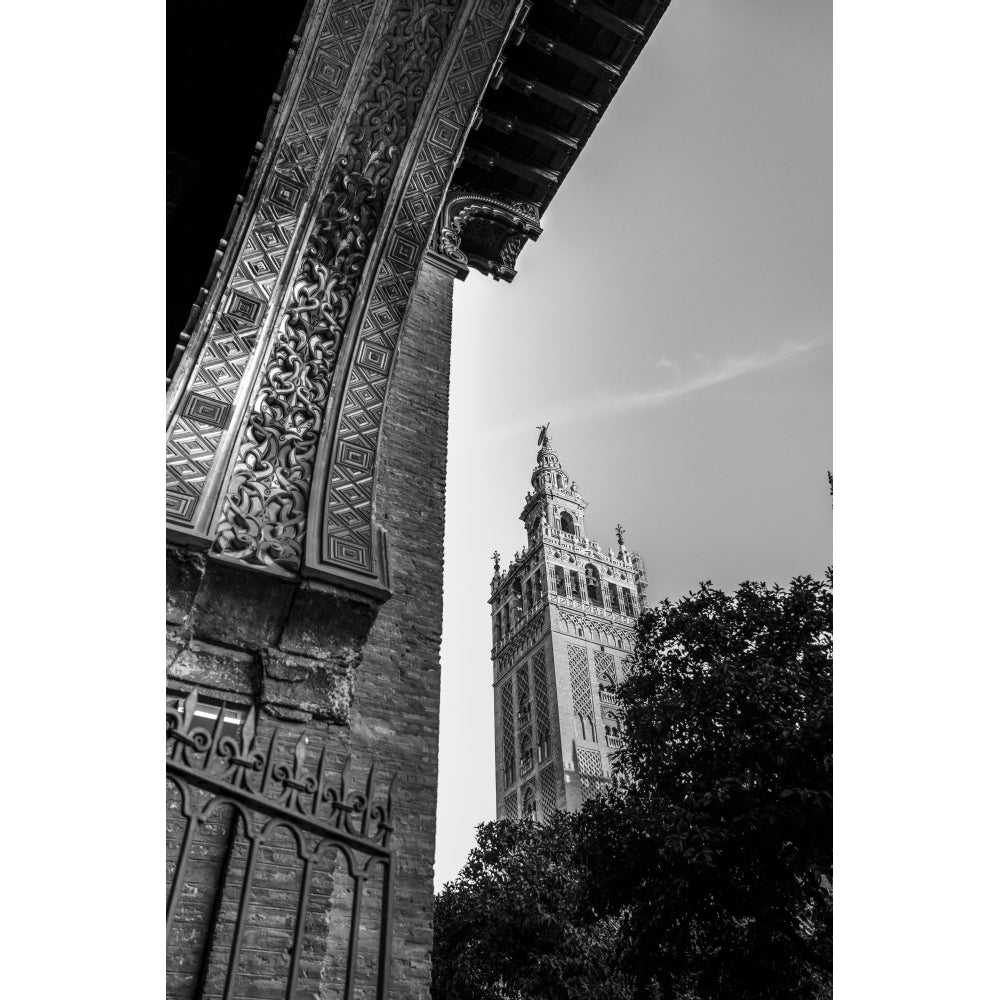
[
  {"left": 214, "top": 0, "right": 463, "bottom": 577},
  {"left": 168, "top": 0, "right": 524, "bottom": 599},
  {"left": 166, "top": 0, "right": 377, "bottom": 535},
  {"left": 436, "top": 186, "right": 541, "bottom": 281},
  {"left": 305, "top": 0, "right": 523, "bottom": 596}
]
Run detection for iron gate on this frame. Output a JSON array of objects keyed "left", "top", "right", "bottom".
[{"left": 167, "top": 689, "right": 396, "bottom": 1000}]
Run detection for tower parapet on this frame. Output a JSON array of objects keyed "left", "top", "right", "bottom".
[{"left": 488, "top": 428, "right": 649, "bottom": 821}]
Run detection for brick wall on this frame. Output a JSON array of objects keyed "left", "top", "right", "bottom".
[
  {"left": 340, "top": 254, "right": 456, "bottom": 997},
  {"left": 166, "top": 254, "right": 456, "bottom": 1000}
]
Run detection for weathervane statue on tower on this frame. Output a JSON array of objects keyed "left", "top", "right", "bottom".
[{"left": 536, "top": 422, "right": 551, "bottom": 448}]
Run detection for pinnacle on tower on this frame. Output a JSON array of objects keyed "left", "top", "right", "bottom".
[{"left": 529, "top": 424, "right": 571, "bottom": 495}]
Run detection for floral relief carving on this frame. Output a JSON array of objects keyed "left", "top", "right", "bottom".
[{"left": 214, "top": 0, "right": 462, "bottom": 574}]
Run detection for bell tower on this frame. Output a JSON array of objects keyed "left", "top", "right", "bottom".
[{"left": 489, "top": 427, "right": 649, "bottom": 821}]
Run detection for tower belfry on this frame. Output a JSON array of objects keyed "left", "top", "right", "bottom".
[{"left": 489, "top": 429, "right": 649, "bottom": 821}]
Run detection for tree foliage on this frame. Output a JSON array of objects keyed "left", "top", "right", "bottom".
[
  {"left": 579, "top": 572, "right": 833, "bottom": 999},
  {"left": 432, "top": 812, "right": 632, "bottom": 1000},
  {"left": 433, "top": 572, "right": 832, "bottom": 1000}
]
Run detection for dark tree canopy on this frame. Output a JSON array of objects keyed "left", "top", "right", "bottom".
[
  {"left": 433, "top": 573, "right": 832, "bottom": 1000},
  {"left": 432, "top": 812, "right": 631, "bottom": 1000},
  {"left": 580, "top": 573, "right": 833, "bottom": 1000}
]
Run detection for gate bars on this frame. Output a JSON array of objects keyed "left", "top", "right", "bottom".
[{"left": 167, "top": 689, "right": 397, "bottom": 1000}]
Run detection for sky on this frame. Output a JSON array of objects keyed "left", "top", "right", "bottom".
[{"left": 434, "top": 0, "right": 831, "bottom": 890}]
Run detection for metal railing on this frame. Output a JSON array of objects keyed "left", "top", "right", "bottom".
[{"left": 167, "top": 689, "right": 396, "bottom": 1000}]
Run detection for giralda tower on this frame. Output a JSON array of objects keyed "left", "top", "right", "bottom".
[{"left": 489, "top": 427, "right": 648, "bottom": 821}]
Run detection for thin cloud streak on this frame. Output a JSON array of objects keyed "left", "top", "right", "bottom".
[
  {"left": 480, "top": 336, "right": 827, "bottom": 443},
  {"left": 592, "top": 336, "right": 827, "bottom": 415}
]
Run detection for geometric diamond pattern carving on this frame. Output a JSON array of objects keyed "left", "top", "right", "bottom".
[
  {"left": 531, "top": 650, "right": 550, "bottom": 747},
  {"left": 181, "top": 392, "right": 233, "bottom": 430},
  {"left": 322, "top": 0, "right": 518, "bottom": 574},
  {"left": 567, "top": 644, "right": 595, "bottom": 721},
  {"left": 538, "top": 764, "right": 557, "bottom": 819},
  {"left": 216, "top": 0, "right": 470, "bottom": 572},
  {"left": 577, "top": 745, "right": 606, "bottom": 801},
  {"left": 165, "top": 0, "right": 374, "bottom": 527},
  {"left": 577, "top": 746, "right": 603, "bottom": 779},
  {"left": 504, "top": 792, "right": 517, "bottom": 821},
  {"left": 594, "top": 649, "right": 616, "bottom": 685},
  {"left": 501, "top": 679, "right": 515, "bottom": 787}
]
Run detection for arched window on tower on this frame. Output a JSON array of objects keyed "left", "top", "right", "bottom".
[
  {"left": 560, "top": 511, "right": 575, "bottom": 535},
  {"left": 576, "top": 713, "right": 595, "bottom": 742},
  {"left": 554, "top": 566, "right": 566, "bottom": 597},
  {"left": 503, "top": 753, "right": 514, "bottom": 787},
  {"left": 608, "top": 582, "right": 621, "bottom": 614},
  {"left": 522, "top": 785, "right": 537, "bottom": 822},
  {"left": 621, "top": 587, "right": 635, "bottom": 617},
  {"left": 519, "top": 732, "right": 534, "bottom": 776},
  {"left": 518, "top": 690, "right": 531, "bottom": 728},
  {"left": 585, "top": 564, "right": 604, "bottom": 608}
]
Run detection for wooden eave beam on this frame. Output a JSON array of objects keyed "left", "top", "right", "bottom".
[
  {"left": 477, "top": 108, "right": 580, "bottom": 154},
  {"left": 461, "top": 144, "right": 561, "bottom": 188},
  {"left": 514, "top": 25, "right": 622, "bottom": 81},
  {"left": 499, "top": 67, "right": 601, "bottom": 120},
  {"left": 552, "top": 0, "right": 646, "bottom": 43}
]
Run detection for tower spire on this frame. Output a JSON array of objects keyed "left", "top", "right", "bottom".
[{"left": 529, "top": 423, "right": 568, "bottom": 495}]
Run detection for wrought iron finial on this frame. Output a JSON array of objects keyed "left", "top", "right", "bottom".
[
  {"left": 492, "top": 550, "right": 501, "bottom": 572},
  {"left": 615, "top": 523, "right": 625, "bottom": 547}
]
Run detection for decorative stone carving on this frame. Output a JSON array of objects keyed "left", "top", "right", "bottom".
[
  {"left": 436, "top": 187, "right": 541, "bottom": 281},
  {"left": 306, "top": 0, "right": 521, "bottom": 598},
  {"left": 169, "top": 0, "right": 525, "bottom": 600},
  {"left": 214, "top": 0, "right": 464, "bottom": 579},
  {"left": 165, "top": 0, "right": 375, "bottom": 536}
]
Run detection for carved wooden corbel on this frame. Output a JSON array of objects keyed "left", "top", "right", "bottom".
[{"left": 436, "top": 188, "right": 542, "bottom": 282}]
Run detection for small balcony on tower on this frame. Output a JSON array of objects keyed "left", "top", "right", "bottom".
[{"left": 598, "top": 684, "right": 620, "bottom": 707}]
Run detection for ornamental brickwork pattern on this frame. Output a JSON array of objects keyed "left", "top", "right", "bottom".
[
  {"left": 501, "top": 679, "right": 514, "bottom": 785},
  {"left": 538, "top": 764, "right": 557, "bottom": 819},
  {"left": 577, "top": 746, "right": 604, "bottom": 802},
  {"left": 567, "top": 644, "right": 594, "bottom": 720},
  {"left": 531, "top": 650, "right": 550, "bottom": 750},
  {"left": 594, "top": 649, "right": 616, "bottom": 683}
]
